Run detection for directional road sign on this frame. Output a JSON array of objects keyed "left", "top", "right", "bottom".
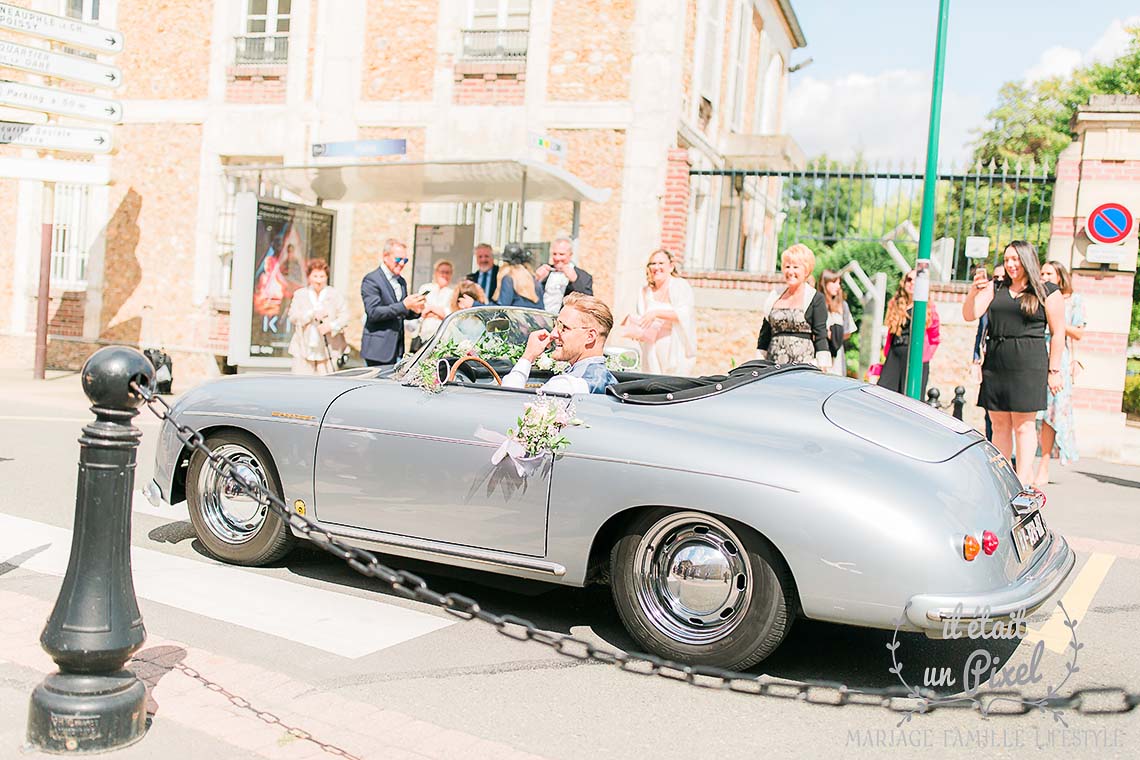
[
  {"left": 0, "top": 39, "right": 122, "bottom": 88},
  {"left": 0, "top": 120, "right": 111, "bottom": 154},
  {"left": 0, "top": 80, "right": 121, "bottom": 123},
  {"left": 311, "top": 138, "right": 406, "bottom": 158},
  {"left": 1085, "top": 202, "right": 1133, "bottom": 245},
  {"left": 0, "top": 3, "right": 123, "bottom": 55}
]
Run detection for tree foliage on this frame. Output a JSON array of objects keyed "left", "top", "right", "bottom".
[{"left": 972, "top": 27, "right": 1140, "bottom": 168}]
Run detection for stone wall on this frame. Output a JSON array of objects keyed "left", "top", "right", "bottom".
[
  {"left": 362, "top": 0, "right": 437, "bottom": 100},
  {"left": 546, "top": 0, "right": 635, "bottom": 101}
]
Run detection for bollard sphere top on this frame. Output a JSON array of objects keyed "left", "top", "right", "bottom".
[{"left": 81, "top": 346, "right": 156, "bottom": 409}]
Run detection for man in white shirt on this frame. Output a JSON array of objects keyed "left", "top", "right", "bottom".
[
  {"left": 536, "top": 238, "right": 594, "bottom": 312},
  {"left": 503, "top": 294, "right": 617, "bottom": 395}
]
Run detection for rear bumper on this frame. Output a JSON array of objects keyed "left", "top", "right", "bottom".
[{"left": 905, "top": 531, "right": 1075, "bottom": 636}]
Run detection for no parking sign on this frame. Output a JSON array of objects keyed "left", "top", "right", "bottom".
[{"left": 1085, "top": 202, "right": 1134, "bottom": 245}]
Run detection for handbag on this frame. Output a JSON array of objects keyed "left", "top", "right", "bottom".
[{"left": 827, "top": 322, "right": 845, "bottom": 357}]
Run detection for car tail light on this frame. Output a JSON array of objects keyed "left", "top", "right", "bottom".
[
  {"left": 963, "top": 534, "right": 981, "bottom": 561},
  {"left": 982, "top": 530, "right": 999, "bottom": 555}
]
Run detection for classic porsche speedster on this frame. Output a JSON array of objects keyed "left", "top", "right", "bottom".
[{"left": 147, "top": 306, "right": 1074, "bottom": 669}]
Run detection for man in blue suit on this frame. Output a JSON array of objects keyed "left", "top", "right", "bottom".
[{"left": 361, "top": 239, "right": 426, "bottom": 366}]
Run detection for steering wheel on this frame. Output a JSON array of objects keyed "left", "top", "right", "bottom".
[{"left": 446, "top": 356, "right": 502, "bottom": 386}]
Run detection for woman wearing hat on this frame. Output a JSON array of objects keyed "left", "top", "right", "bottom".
[{"left": 493, "top": 243, "right": 545, "bottom": 309}]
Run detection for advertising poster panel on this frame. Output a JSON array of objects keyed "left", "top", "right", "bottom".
[{"left": 246, "top": 199, "right": 335, "bottom": 360}]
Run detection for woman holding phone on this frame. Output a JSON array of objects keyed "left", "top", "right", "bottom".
[{"left": 963, "top": 241, "right": 1066, "bottom": 488}]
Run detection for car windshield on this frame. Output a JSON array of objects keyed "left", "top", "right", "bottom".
[
  {"left": 395, "top": 306, "right": 555, "bottom": 382},
  {"left": 394, "top": 303, "right": 642, "bottom": 387}
]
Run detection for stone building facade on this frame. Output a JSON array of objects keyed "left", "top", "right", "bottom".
[{"left": 0, "top": 0, "right": 806, "bottom": 383}]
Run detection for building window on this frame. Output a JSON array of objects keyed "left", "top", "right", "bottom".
[
  {"left": 694, "top": 0, "right": 725, "bottom": 113},
  {"left": 50, "top": 184, "right": 91, "bottom": 288},
  {"left": 461, "top": 0, "right": 529, "bottom": 61},
  {"left": 758, "top": 52, "right": 784, "bottom": 135},
  {"left": 216, "top": 159, "right": 286, "bottom": 299},
  {"left": 729, "top": 0, "right": 751, "bottom": 132},
  {"left": 235, "top": 0, "right": 290, "bottom": 65},
  {"left": 64, "top": 0, "right": 100, "bottom": 22}
]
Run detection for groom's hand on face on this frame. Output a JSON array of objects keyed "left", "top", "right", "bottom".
[{"left": 523, "top": 329, "right": 553, "bottom": 361}]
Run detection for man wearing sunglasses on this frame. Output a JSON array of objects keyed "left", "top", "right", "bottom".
[
  {"left": 502, "top": 293, "right": 617, "bottom": 394},
  {"left": 361, "top": 238, "right": 427, "bottom": 366}
]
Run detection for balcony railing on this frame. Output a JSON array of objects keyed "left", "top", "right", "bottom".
[
  {"left": 460, "top": 28, "right": 528, "bottom": 61},
  {"left": 234, "top": 34, "right": 289, "bottom": 65}
]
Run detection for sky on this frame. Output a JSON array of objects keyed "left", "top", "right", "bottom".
[{"left": 784, "top": 0, "right": 1140, "bottom": 166}]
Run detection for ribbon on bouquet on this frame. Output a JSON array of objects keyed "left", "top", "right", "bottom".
[{"left": 474, "top": 427, "right": 544, "bottom": 478}]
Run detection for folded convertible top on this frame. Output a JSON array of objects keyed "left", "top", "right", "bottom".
[{"left": 607, "top": 360, "right": 818, "bottom": 404}]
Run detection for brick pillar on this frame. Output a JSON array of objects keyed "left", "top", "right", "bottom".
[
  {"left": 1047, "top": 94, "right": 1140, "bottom": 460},
  {"left": 661, "top": 148, "right": 691, "bottom": 264}
]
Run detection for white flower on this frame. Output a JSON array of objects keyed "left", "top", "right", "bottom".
[
  {"left": 534, "top": 354, "right": 555, "bottom": 371},
  {"left": 458, "top": 339, "right": 475, "bottom": 355},
  {"left": 553, "top": 361, "right": 571, "bottom": 374}
]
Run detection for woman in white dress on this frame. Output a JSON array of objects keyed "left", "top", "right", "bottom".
[
  {"left": 625, "top": 249, "right": 697, "bottom": 376},
  {"left": 287, "top": 259, "right": 349, "bottom": 374},
  {"left": 406, "top": 259, "right": 456, "bottom": 348}
]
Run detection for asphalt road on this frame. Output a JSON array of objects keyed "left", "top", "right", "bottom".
[{"left": 1, "top": 370, "right": 1138, "bottom": 759}]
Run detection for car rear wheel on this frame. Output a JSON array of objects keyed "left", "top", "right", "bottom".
[
  {"left": 610, "top": 509, "right": 793, "bottom": 669},
  {"left": 186, "top": 431, "right": 295, "bottom": 566}
]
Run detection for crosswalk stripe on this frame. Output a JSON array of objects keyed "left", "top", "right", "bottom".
[
  {"left": 0, "top": 513, "right": 452, "bottom": 658},
  {"left": 1024, "top": 552, "right": 1116, "bottom": 654}
]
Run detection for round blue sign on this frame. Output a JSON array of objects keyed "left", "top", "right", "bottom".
[{"left": 1087, "top": 203, "right": 1133, "bottom": 245}]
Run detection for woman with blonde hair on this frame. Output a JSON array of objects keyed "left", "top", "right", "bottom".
[
  {"left": 451, "top": 280, "right": 488, "bottom": 311},
  {"left": 493, "top": 242, "right": 544, "bottom": 309},
  {"left": 622, "top": 249, "right": 697, "bottom": 375},
  {"left": 756, "top": 244, "right": 831, "bottom": 369},
  {"left": 406, "top": 259, "right": 456, "bottom": 350},
  {"left": 875, "top": 269, "right": 940, "bottom": 396}
]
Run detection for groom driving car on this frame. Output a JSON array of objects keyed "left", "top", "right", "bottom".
[{"left": 503, "top": 294, "right": 618, "bottom": 394}]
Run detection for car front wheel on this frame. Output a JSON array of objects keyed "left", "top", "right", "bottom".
[
  {"left": 610, "top": 509, "right": 793, "bottom": 670},
  {"left": 186, "top": 430, "right": 295, "bottom": 566}
]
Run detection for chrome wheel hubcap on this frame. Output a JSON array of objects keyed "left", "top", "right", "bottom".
[
  {"left": 197, "top": 444, "right": 270, "bottom": 545},
  {"left": 634, "top": 512, "right": 752, "bottom": 645}
]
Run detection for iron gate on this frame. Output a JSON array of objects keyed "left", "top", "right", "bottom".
[{"left": 688, "top": 160, "right": 1055, "bottom": 280}]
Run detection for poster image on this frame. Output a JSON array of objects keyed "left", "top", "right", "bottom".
[{"left": 248, "top": 200, "right": 335, "bottom": 359}]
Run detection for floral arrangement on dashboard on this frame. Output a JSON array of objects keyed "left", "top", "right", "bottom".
[{"left": 412, "top": 333, "right": 570, "bottom": 392}]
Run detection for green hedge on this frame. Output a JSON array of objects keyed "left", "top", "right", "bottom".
[{"left": 1126, "top": 374, "right": 1140, "bottom": 418}]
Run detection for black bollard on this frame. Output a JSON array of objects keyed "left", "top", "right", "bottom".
[
  {"left": 952, "top": 386, "right": 966, "bottom": 420},
  {"left": 27, "top": 346, "right": 154, "bottom": 753},
  {"left": 926, "top": 387, "right": 941, "bottom": 408}
]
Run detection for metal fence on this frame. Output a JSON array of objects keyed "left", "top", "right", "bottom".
[
  {"left": 234, "top": 34, "right": 290, "bottom": 65},
  {"left": 460, "top": 28, "right": 529, "bottom": 61},
  {"left": 689, "top": 160, "right": 1055, "bottom": 281}
]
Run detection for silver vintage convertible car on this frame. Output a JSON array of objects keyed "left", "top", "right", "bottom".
[{"left": 147, "top": 306, "right": 1074, "bottom": 669}]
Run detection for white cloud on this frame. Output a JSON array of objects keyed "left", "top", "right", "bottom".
[
  {"left": 785, "top": 69, "right": 980, "bottom": 165},
  {"left": 1025, "top": 15, "right": 1140, "bottom": 83}
]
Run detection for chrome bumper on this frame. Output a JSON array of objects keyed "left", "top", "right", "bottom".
[{"left": 906, "top": 531, "right": 1075, "bottom": 635}]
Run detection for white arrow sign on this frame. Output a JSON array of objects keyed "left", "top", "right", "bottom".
[
  {"left": 0, "top": 120, "right": 111, "bottom": 154},
  {"left": 0, "top": 39, "right": 122, "bottom": 88},
  {"left": 0, "top": 3, "right": 123, "bottom": 55},
  {"left": 0, "top": 80, "right": 121, "bottom": 123}
]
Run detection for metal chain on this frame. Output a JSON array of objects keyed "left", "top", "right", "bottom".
[
  {"left": 129, "top": 381, "right": 1140, "bottom": 718},
  {"left": 158, "top": 659, "right": 361, "bottom": 759}
]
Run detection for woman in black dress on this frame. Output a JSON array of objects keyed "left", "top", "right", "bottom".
[{"left": 963, "top": 241, "right": 1066, "bottom": 486}]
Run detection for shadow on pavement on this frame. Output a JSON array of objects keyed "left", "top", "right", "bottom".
[
  {"left": 1077, "top": 470, "right": 1140, "bottom": 490},
  {"left": 280, "top": 543, "right": 1024, "bottom": 693},
  {"left": 131, "top": 644, "right": 187, "bottom": 717}
]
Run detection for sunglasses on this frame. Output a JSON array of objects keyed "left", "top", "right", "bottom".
[
  {"left": 394, "top": 257, "right": 409, "bottom": 265},
  {"left": 553, "top": 319, "right": 590, "bottom": 333}
]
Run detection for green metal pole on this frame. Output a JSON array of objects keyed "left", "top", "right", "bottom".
[{"left": 906, "top": 0, "right": 951, "bottom": 400}]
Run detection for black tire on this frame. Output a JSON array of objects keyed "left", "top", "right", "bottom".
[
  {"left": 610, "top": 508, "right": 794, "bottom": 670},
  {"left": 186, "top": 430, "right": 295, "bottom": 566}
]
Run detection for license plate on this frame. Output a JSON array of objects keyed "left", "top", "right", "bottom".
[{"left": 1011, "top": 510, "right": 1048, "bottom": 562}]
